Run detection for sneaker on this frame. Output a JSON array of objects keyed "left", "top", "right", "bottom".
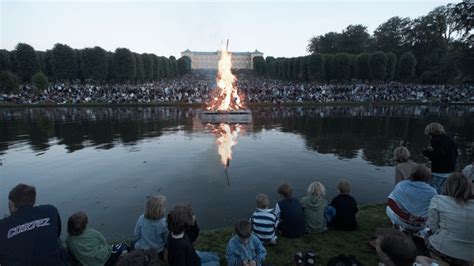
[
  {"left": 305, "top": 250, "right": 316, "bottom": 266},
  {"left": 294, "top": 251, "right": 304, "bottom": 266}
]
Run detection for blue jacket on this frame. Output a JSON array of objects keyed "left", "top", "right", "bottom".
[
  {"left": 0, "top": 204, "right": 68, "bottom": 266},
  {"left": 226, "top": 234, "right": 266, "bottom": 266},
  {"left": 133, "top": 214, "right": 168, "bottom": 252}
]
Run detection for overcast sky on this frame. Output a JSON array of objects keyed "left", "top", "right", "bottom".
[{"left": 1, "top": 0, "right": 454, "bottom": 58}]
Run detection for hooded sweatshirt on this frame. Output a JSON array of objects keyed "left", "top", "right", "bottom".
[
  {"left": 66, "top": 227, "right": 112, "bottom": 266},
  {"left": 300, "top": 195, "right": 327, "bottom": 233}
]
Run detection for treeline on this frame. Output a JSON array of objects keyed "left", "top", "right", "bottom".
[
  {"left": 254, "top": 1, "right": 473, "bottom": 84},
  {"left": 0, "top": 43, "right": 192, "bottom": 93}
]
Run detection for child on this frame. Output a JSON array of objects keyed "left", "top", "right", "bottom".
[
  {"left": 300, "top": 181, "right": 331, "bottom": 233},
  {"left": 329, "top": 179, "right": 358, "bottom": 231},
  {"left": 226, "top": 220, "right": 267, "bottom": 266},
  {"left": 250, "top": 194, "right": 278, "bottom": 245},
  {"left": 393, "top": 146, "right": 418, "bottom": 184},
  {"left": 166, "top": 205, "right": 219, "bottom": 266},
  {"left": 133, "top": 195, "right": 168, "bottom": 254},
  {"left": 274, "top": 183, "right": 305, "bottom": 238},
  {"left": 66, "top": 211, "right": 129, "bottom": 266}
]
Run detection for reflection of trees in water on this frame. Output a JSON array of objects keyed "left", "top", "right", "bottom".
[{"left": 0, "top": 105, "right": 472, "bottom": 167}]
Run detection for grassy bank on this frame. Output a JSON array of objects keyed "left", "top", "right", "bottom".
[{"left": 194, "top": 204, "right": 389, "bottom": 265}]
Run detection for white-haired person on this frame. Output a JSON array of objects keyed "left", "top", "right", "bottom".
[
  {"left": 393, "top": 146, "right": 418, "bottom": 184},
  {"left": 423, "top": 122, "right": 458, "bottom": 193},
  {"left": 300, "top": 181, "right": 335, "bottom": 233},
  {"left": 426, "top": 172, "right": 474, "bottom": 265},
  {"left": 386, "top": 164, "right": 437, "bottom": 232}
]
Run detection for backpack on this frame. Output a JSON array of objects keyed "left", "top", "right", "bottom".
[{"left": 327, "top": 254, "right": 363, "bottom": 266}]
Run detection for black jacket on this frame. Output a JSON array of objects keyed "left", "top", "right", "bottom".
[
  {"left": 330, "top": 194, "right": 358, "bottom": 231},
  {"left": 0, "top": 204, "right": 67, "bottom": 266},
  {"left": 167, "top": 233, "right": 200, "bottom": 266},
  {"left": 277, "top": 197, "right": 306, "bottom": 238},
  {"left": 423, "top": 134, "right": 458, "bottom": 173}
]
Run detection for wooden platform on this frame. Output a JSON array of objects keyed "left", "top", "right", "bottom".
[{"left": 200, "top": 109, "right": 252, "bottom": 124}]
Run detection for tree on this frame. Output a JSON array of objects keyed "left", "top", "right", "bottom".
[
  {"left": 397, "top": 52, "right": 417, "bottom": 82},
  {"left": 36, "top": 51, "right": 46, "bottom": 74},
  {"left": 332, "top": 53, "right": 352, "bottom": 81},
  {"left": 44, "top": 50, "right": 54, "bottom": 78},
  {"left": 373, "top": 17, "right": 412, "bottom": 55},
  {"left": 308, "top": 53, "right": 324, "bottom": 82},
  {"left": 299, "top": 56, "right": 310, "bottom": 81},
  {"left": 51, "top": 43, "right": 77, "bottom": 81},
  {"left": 113, "top": 48, "right": 136, "bottom": 82},
  {"left": 293, "top": 57, "right": 302, "bottom": 80},
  {"left": 0, "top": 71, "right": 20, "bottom": 93},
  {"left": 307, "top": 32, "right": 341, "bottom": 54},
  {"left": 169, "top": 56, "right": 179, "bottom": 78},
  {"left": 340, "top": 25, "right": 371, "bottom": 54},
  {"left": 323, "top": 54, "right": 334, "bottom": 82},
  {"left": 0, "top": 49, "right": 11, "bottom": 71},
  {"left": 13, "top": 43, "right": 39, "bottom": 82},
  {"left": 252, "top": 56, "right": 266, "bottom": 76},
  {"left": 152, "top": 55, "right": 160, "bottom": 80},
  {"left": 32, "top": 72, "right": 49, "bottom": 90},
  {"left": 142, "top": 54, "right": 155, "bottom": 80},
  {"left": 369, "top": 51, "right": 387, "bottom": 81},
  {"left": 135, "top": 53, "right": 145, "bottom": 82},
  {"left": 448, "top": 1, "right": 473, "bottom": 41},
  {"left": 386, "top": 52, "right": 397, "bottom": 81},
  {"left": 161, "top": 57, "right": 171, "bottom": 78},
  {"left": 356, "top": 53, "right": 370, "bottom": 81},
  {"left": 177, "top": 56, "right": 191, "bottom": 76},
  {"left": 81, "top": 46, "right": 108, "bottom": 82}
]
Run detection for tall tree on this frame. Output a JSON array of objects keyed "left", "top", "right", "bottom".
[
  {"left": 293, "top": 57, "right": 301, "bottom": 80},
  {"left": 356, "top": 53, "right": 370, "bottom": 81},
  {"left": 177, "top": 56, "right": 191, "bottom": 76},
  {"left": 142, "top": 54, "right": 155, "bottom": 80},
  {"left": 13, "top": 43, "right": 39, "bottom": 82},
  {"left": 299, "top": 56, "right": 310, "bottom": 81},
  {"left": 169, "top": 56, "right": 179, "bottom": 78},
  {"left": 51, "top": 43, "right": 77, "bottom": 81},
  {"left": 0, "top": 71, "right": 20, "bottom": 93},
  {"left": 307, "top": 32, "right": 341, "bottom": 54},
  {"left": 369, "top": 51, "right": 387, "bottom": 81},
  {"left": 113, "top": 48, "right": 136, "bottom": 82},
  {"left": 397, "top": 51, "right": 417, "bottom": 82},
  {"left": 373, "top": 17, "right": 412, "bottom": 55},
  {"left": 308, "top": 53, "right": 324, "bottom": 82},
  {"left": 323, "top": 54, "right": 334, "bottom": 82},
  {"left": 81, "top": 46, "right": 108, "bottom": 82},
  {"left": 332, "top": 53, "right": 352, "bottom": 81},
  {"left": 134, "top": 53, "right": 145, "bottom": 82},
  {"left": 0, "top": 49, "right": 11, "bottom": 71},
  {"left": 340, "top": 25, "right": 371, "bottom": 54},
  {"left": 386, "top": 52, "right": 397, "bottom": 81},
  {"left": 252, "top": 56, "right": 266, "bottom": 76}
]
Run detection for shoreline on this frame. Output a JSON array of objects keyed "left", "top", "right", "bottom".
[{"left": 1, "top": 101, "right": 473, "bottom": 108}]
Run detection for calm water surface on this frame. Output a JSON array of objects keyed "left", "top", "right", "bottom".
[{"left": 0, "top": 105, "right": 473, "bottom": 239}]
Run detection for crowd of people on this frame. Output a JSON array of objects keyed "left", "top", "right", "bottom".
[
  {"left": 1, "top": 71, "right": 473, "bottom": 105},
  {"left": 0, "top": 122, "right": 473, "bottom": 266}
]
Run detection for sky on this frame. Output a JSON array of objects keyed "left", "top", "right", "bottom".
[{"left": 1, "top": 0, "right": 454, "bottom": 58}]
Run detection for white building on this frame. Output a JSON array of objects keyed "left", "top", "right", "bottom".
[{"left": 181, "top": 49, "right": 264, "bottom": 70}]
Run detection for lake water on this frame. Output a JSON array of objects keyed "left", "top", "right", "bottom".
[{"left": 0, "top": 105, "right": 473, "bottom": 240}]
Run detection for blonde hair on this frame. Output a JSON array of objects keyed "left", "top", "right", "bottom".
[
  {"left": 256, "top": 193, "right": 270, "bottom": 209},
  {"left": 393, "top": 146, "right": 411, "bottom": 163},
  {"left": 444, "top": 172, "right": 473, "bottom": 205},
  {"left": 410, "top": 164, "right": 431, "bottom": 182},
  {"left": 337, "top": 179, "right": 351, "bottom": 194},
  {"left": 424, "top": 123, "right": 446, "bottom": 136},
  {"left": 145, "top": 195, "right": 166, "bottom": 220},
  {"left": 307, "top": 181, "right": 326, "bottom": 198}
]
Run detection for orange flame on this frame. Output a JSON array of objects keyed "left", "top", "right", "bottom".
[
  {"left": 207, "top": 44, "right": 244, "bottom": 111},
  {"left": 214, "top": 123, "right": 241, "bottom": 167}
]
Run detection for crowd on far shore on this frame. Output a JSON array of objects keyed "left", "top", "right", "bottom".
[
  {"left": 1, "top": 71, "right": 473, "bottom": 105},
  {"left": 1, "top": 122, "right": 473, "bottom": 266}
]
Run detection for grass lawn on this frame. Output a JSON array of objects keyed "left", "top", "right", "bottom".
[{"left": 195, "top": 204, "right": 390, "bottom": 265}]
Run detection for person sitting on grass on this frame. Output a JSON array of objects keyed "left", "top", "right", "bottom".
[
  {"left": 250, "top": 194, "right": 278, "bottom": 245},
  {"left": 166, "top": 205, "right": 219, "bottom": 266},
  {"left": 301, "top": 181, "right": 334, "bottom": 233},
  {"left": 226, "top": 220, "right": 267, "bottom": 266},
  {"left": 426, "top": 172, "right": 474, "bottom": 265},
  {"left": 376, "top": 229, "right": 438, "bottom": 266},
  {"left": 274, "top": 183, "right": 305, "bottom": 238},
  {"left": 67, "top": 211, "right": 129, "bottom": 266},
  {"left": 393, "top": 146, "right": 418, "bottom": 184},
  {"left": 329, "top": 179, "right": 358, "bottom": 231},
  {"left": 386, "top": 164, "right": 437, "bottom": 232},
  {"left": 133, "top": 195, "right": 168, "bottom": 256}
]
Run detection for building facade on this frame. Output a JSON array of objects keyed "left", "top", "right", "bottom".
[{"left": 181, "top": 49, "right": 264, "bottom": 70}]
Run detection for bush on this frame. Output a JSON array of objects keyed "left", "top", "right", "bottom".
[
  {"left": 32, "top": 72, "right": 49, "bottom": 91},
  {"left": 0, "top": 71, "right": 20, "bottom": 93}
]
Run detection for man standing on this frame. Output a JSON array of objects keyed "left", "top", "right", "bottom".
[{"left": 0, "top": 184, "right": 68, "bottom": 265}]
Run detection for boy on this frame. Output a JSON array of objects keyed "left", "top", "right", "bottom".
[
  {"left": 250, "top": 194, "right": 278, "bottom": 245},
  {"left": 274, "top": 183, "right": 305, "bottom": 238},
  {"left": 329, "top": 179, "right": 358, "bottom": 231},
  {"left": 226, "top": 220, "right": 267, "bottom": 266}
]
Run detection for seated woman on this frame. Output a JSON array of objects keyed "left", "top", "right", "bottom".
[
  {"left": 393, "top": 146, "right": 418, "bottom": 184},
  {"left": 386, "top": 164, "right": 437, "bottom": 232},
  {"left": 427, "top": 172, "right": 474, "bottom": 265},
  {"left": 66, "top": 212, "right": 129, "bottom": 266}
]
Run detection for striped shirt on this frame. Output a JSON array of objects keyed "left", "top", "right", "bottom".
[{"left": 250, "top": 208, "right": 278, "bottom": 243}]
